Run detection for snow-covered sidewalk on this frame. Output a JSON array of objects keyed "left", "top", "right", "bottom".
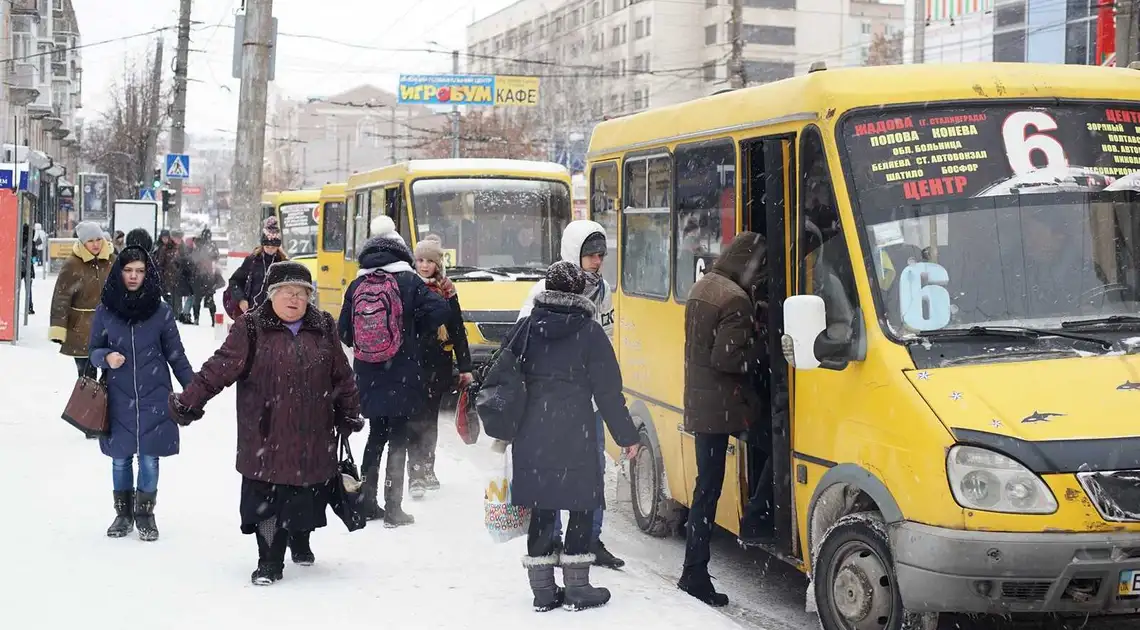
[{"left": 1, "top": 274, "right": 746, "bottom": 629}]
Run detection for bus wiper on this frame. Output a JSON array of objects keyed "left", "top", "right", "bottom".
[
  {"left": 1060, "top": 315, "right": 1140, "bottom": 330},
  {"left": 449, "top": 265, "right": 510, "bottom": 277},
  {"left": 487, "top": 265, "right": 547, "bottom": 276},
  {"left": 920, "top": 326, "right": 1112, "bottom": 350}
]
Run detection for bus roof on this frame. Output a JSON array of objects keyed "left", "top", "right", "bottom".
[
  {"left": 274, "top": 189, "right": 322, "bottom": 204},
  {"left": 587, "top": 62, "right": 1140, "bottom": 158},
  {"left": 347, "top": 158, "right": 571, "bottom": 191},
  {"left": 319, "top": 182, "right": 347, "bottom": 199},
  {"left": 261, "top": 191, "right": 279, "bottom": 204}
]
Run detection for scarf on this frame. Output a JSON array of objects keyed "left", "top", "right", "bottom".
[
  {"left": 423, "top": 275, "right": 456, "bottom": 299},
  {"left": 101, "top": 248, "right": 164, "bottom": 324},
  {"left": 357, "top": 260, "right": 415, "bottom": 277}
]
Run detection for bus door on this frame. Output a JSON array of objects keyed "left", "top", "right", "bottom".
[
  {"left": 317, "top": 198, "right": 348, "bottom": 317},
  {"left": 384, "top": 185, "right": 414, "bottom": 245},
  {"left": 344, "top": 189, "right": 370, "bottom": 284},
  {"left": 741, "top": 133, "right": 797, "bottom": 557}
]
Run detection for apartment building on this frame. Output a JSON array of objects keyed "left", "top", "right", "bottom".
[
  {"left": 904, "top": 0, "right": 1103, "bottom": 65},
  {"left": 844, "top": 0, "right": 905, "bottom": 66},
  {"left": 5, "top": 0, "right": 83, "bottom": 236},
  {"left": 268, "top": 85, "right": 449, "bottom": 187},
  {"left": 467, "top": 0, "right": 891, "bottom": 169}
]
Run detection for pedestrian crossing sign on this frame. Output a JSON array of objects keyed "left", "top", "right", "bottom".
[
  {"left": 140, "top": 188, "right": 156, "bottom": 201},
  {"left": 165, "top": 154, "right": 190, "bottom": 180}
]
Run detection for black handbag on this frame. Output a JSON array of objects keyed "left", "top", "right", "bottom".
[
  {"left": 474, "top": 319, "right": 532, "bottom": 442},
  {"left": 328, "top": 435, "right": 367, "bottom": 532}
]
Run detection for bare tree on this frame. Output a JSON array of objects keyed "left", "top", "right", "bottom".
[
  {"left": 263, "top": 99, "right": 304, "bottom": 190},
  {"left": 864, "top": 31, "right": 905, "bottom": 66},
  {"left": 80, "top": 48, "right": 168, "bottom": 199},
  {"left": 420, "top": 109, "right": 547, "bottom": 160}
]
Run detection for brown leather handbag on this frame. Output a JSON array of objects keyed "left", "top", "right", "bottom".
[{"left": 62, "top": 372, "right": 109, "bottom": 437}]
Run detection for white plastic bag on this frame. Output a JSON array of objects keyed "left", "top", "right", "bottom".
[{"left": 484, "top": 445, "right": 531, "bottom": 543}]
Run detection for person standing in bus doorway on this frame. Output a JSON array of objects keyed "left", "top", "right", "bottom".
[
  {"left": 340, "top": 216, "right": 450, "bottom": 528},
  {"left": 518, "top": 219, "right": 622, "bottom": 570},
  {"left": 679, "top": 231, "right": 767, "bottom": 608}
]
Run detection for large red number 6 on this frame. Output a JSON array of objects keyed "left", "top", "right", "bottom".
[{"left": 1002, "top": 111, "right": 1068, "bottom": 176}]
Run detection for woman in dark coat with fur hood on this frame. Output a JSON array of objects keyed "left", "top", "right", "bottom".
[
  {"left": 87, "top": 245, "right": 194, "bottom": 542},
  {"left": 504, "top": 261, "right": 640, "bottom": 613}
]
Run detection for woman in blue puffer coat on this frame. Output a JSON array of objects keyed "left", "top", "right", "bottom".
[{"left": 88, "top": 245, "right": 194, "bottom": 542}]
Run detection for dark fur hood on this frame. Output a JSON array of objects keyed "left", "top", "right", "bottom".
[{"left": 529, "top": 290, "right": 596, "bottom": 341}]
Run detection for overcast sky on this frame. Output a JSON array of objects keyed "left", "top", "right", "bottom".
[{"left": 73, "top": 0, "right": 519, "bottom": 137}]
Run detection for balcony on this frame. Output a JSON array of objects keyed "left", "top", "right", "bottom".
[
  {"left": 28, "top": 89, "right": 53, "bottom": 118},
  {"left": 11, "top": 0, "right": 38, "bottom": 15},
  {"left": 7, "top": 62, "right": 40, "bottom": 106}
]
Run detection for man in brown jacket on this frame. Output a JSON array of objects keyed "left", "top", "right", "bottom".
[{"left": 678, "top": 231, "right": 767, "bottom": 608}]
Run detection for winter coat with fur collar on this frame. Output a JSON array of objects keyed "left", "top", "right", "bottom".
[{"left": 49, "top": 240, "right": 114, "bottom": 356}]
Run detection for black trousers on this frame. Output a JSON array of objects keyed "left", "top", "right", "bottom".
[
  {"left": 407, "top": 370, "right": 447, "bottom": 482},
  {"left": 362, "top": 416, "right": 410, "bottom": 508},
  {"left": 683, "top": 432, "right": 730, "bottom": 573},
  {"left": 190, "top": 292, "right": 216, "bottom": 323},
  {"left": 163, "top": 292, "right": 182, "bottom": 317},
  {"left": 528, "top": 508, "right": 592, "bottom": 559}
]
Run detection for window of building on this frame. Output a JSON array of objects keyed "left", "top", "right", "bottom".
[
  {"left": 746, "top": 0, "right": 795, "bottom": 8},
  {"left": 612, "top": 26, "right": 622, "bottom": 46},
  {"left": 539, "top": 22, "right": 547, "bottom": 38},
  {"left": 645, "top": 17, "right": 651, "bottom": 36},
  {"left": 609, "top": 60, "right": 622, "bottom": 75},
  {"left": 993, "top": 29, "right": 1026, "bottom": 62},
  {"left": 633, "top": 89, "right": 644, "bottom": 109},
  {"left": 743, "top": 24, "right": 796, "bottom": 46},
  {"left": 675, "top": 140, "right": 736, "bottom": 301},
  {"left": 590, "top": 161, "right": 620, "bottom": 289},
  {"left": 705, "top": 24, "right": 718, "bottom": 45},
  {"left": 1065, "top": 19, "right": 1092, "bottom": 64},
  {"left": 707, "top": 0, "right": 717, "bottom": 6},
  {"left": 622, "top": 155, "right": 673, "bottom": 298},
  {"left": 1066, "top": 0, "right": 1091, "bottom": 20},
  {"left": 743, "top": 60, "right": 795, "bottom": 83},
  {"left": 994, "top": 2, "right": 1025, "bottom": 28},
  {"left": 861, "top": 21, "right": 872, "bottom": 35},
  {"left": 591, "top": 1, "right": 601, "bottom": 19},
  {"left": 703, "top": 60, "right": 718, "bottom": 82},
  {"left": 636, "top": 19, "right": 645, "bottom": 38},
  {"left": 799, "top": 126, "right": 860, "bottom": 358}
]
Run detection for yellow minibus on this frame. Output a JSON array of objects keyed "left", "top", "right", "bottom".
[
  {"left": 344, "top": 159, "right": 573, "bottom": 363},
  {"left": 588, "top": 61, "right": 1140, "bottom": 627}
]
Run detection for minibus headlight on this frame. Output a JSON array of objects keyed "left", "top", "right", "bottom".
[{"left": 946, "top": 445, "right": 1057, "bottom": 514}]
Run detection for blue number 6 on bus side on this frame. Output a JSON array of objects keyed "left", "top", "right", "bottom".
[{"left": 898, "top": 262, "right": 951, "bottom": 331}]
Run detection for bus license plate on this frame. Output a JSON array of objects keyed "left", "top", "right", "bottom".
[{"left": 1119, "top": 570, "right": 1140, "bottom": 595}]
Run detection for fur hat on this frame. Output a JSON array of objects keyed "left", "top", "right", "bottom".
[
  {"left": 370, "top": 215, "right": 406, "bottom": 246},
  {"left": 545, "top": 260, "right": 586, "bottom": 295},
  {"left": 75, "top": 221, "right": 103, "bottom": 243},
  {"left": 414, "top": 238, "right": 445, "bottom": 272},
  {"left": 261, "top": 216, "right": 282, "bottom": 246},
  {"left": 264, "top": 261, "right": 313, "bottom": 295}
]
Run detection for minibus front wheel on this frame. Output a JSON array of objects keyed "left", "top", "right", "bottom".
[
  {"left": 815, "top": 512, "right": 938, "bottom": 630},
  {"left": 629, "top": 427, "right": 680, "bottom": 538}
]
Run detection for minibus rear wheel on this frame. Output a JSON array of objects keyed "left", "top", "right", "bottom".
[
  {"left": 629, "top": 427, "right": 679, "bottom": 538},
  {"left": 814, "top": 512, "right": 937, "bottom": 630}
]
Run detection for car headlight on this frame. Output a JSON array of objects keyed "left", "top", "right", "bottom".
[{"left": 946, "top": 445, "right": 1057, "bottom": 514}]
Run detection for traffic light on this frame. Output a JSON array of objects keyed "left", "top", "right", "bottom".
[
  {"left": 152, "top": 168, "right": 162, "bottom": 189},
  {"left": 162, "top": 188, "right": 175, "bottom": 213}
]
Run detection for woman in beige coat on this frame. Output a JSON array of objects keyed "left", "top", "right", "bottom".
[{"left": 50, "top": 220, "right": 114, "bottom": 378}]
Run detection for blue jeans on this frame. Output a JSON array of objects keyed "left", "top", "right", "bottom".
[
  {"left": 555, "top": 412, "right": 605, "bottom": 542},
  {"left": 112, "top": 455, "right": 160, "bottom": 493}
]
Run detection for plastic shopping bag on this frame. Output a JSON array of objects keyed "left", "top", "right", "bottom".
[{"left": 484, "top": 445, "right": 531, "bottom": 543}]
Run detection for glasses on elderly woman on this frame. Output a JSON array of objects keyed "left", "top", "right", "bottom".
[{"left": 278, "top": 289, "right": 310, "bottom": 301}]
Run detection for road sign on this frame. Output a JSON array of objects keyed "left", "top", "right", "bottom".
[
  {"left": 182, "top": 185, "right": 202, "bottom": 195},
  {"left": 165, "top": 154, "right": 190, "bottom": 180},
  {"left": 139, "top": 188, "right": 156, "bottom": 201}
]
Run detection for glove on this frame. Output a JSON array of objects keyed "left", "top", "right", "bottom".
[
  {"left": 168, "top": 392, "right": 204, "bottom": 426},
  {"left": 338, "top": 414, "right": 365, "bottom": 435}
]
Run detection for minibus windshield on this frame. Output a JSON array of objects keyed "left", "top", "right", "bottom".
[
  {"left": 410, "top": 178, "right": 571, "bottom": 272},
  {"left": 279, "top": 202, "right": 319, "bottom": 257},
  {"left": 841, "top": 102, "right": 1140, "bottom": 340}
]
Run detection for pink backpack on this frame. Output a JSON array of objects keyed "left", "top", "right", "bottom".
[{"left": 351, "top": 272, "right": 404, "bottom": 363}]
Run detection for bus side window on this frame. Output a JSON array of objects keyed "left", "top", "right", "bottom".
[
  {"left": 590, "top": 161, "right": 619, "bottom": 290},
  {"left": 323, "top": 201, "right": 347, "bottom": 253},
  {"left": 345, "top": 194, "right": 356, "bottom": 260},
  {"left": 388, "top": 186, "right": 413, "bottom": 244},
  {"left": 621, "top": 155, "right": 673, "bottom": 299},
  {"left": 674, "top": 139, "right": 735, "bottom": 302},
  {"left": 352, "top": 191, "right": 370, "bottom": 255},
  {"left": 798, "top": 126, "right": 860, "bottom": 363}
]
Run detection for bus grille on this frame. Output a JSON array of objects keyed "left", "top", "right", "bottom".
[{"left": 1078, "top": 470, "right": 1140, "bottom": 522}]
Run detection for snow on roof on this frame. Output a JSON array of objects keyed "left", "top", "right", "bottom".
[{"left": 406, "top": 158, "right": 569, "bottom": 176}]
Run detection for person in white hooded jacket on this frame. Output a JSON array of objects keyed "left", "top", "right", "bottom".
[{"left": 516, "top": 219, "right": 624, "bottom": 570}]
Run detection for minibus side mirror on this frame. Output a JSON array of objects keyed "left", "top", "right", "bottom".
[{"left": 782, "top": 295, "right": 827, "bottom": 370}]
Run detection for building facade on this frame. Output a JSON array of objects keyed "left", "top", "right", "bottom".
[
  {"left": 4, "top": 0, "right": 83, "bottom": 237},
  {"left": 268, "top": 85, "right": 449, "bottom": 188},
  {"left": 466, "top": 0, "right": 898, "bottom": 170}
]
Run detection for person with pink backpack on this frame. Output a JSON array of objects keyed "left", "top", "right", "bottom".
[{"left": 338, "top": 216, "right": 450, "bottom": 528}]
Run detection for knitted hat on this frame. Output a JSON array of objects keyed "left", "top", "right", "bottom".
[
  {"left": 125, "top": 228, "right": 154, "bottom": 252},
  {"left": 580, "top": 232, "right": 607, "bottom": 258},
  {"left": 264, "top": 261, "right": 313, "bottom": 295},
  {"left": 414, "top": 238, "right": 445, "bottom": 270},
  {"left": 75, "top": 221, "right": 103, "bottom": 243},
  {"left": 261, "top": 216, "right": 282, "bottom": 246},
  {"left": 370, "top": 215, "right": 406, "bottom": 246},
  {"left": 546, "top": 261, "right": 586, "bottom": 295}
]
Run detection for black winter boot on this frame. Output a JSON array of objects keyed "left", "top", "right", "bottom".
[
  {"left": 591, "top": 538, "right": 625, "bottom": 569},
  {"left": 523, "top": 554, "right": 564, "bottom": 612},
  {"left": 359, "top": 469, "right": 385, "bottom": 521},
  {"left": 106, "top": 491, "right": 134, "bottom": 538},
  {"left": 678, "top": 567, "right": 730, "bottom": 607},
  {"left": 134, "top": 491, "right": 159, "bottom": 542},
  {"left": 251, "top": 522, "right": 287, "bottom": 585},
  {"left": 561, "top": 554, "right": 611, "bottom": 611},
  {"left": 383, "top": 504, "right": 415, "bottom": 528},
  {"left": 289, "top": 530, "right": 315, "bottom": 566}
]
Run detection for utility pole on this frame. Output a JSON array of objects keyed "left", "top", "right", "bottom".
[
  {"left": 167, "top": 0, "right": 193, "bottom": 230},
  {"left": 1118, "top": 0, "right": 1139, "bottom": 67},
  {"left": 451, "top": 49, "right": 461, "bottom": 158},
  {"left": 389, "top": 107, "right": 397, "bottom": 164},
  {"left": 912, "top": 0, "right": 926, "bottom": 63},
  {"left": 729, "top": 0, "right": 745, "bottom": 89},
  {"left": 143, "top": 37, "right": 164, "bottom": 195},
  {"left": 230, "top": 0, "right": 273, "bottom": 257}
]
